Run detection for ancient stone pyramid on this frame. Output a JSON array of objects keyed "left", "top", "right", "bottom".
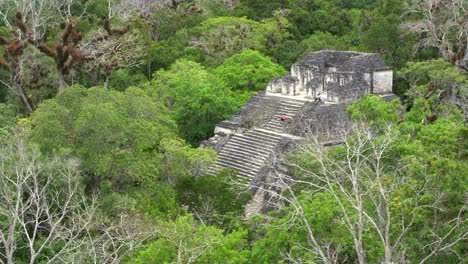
[{"left": 203, "top": 50, "right": 397, "bottom": 215}]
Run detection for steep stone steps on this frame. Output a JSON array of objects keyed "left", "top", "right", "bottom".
[
  {"left": 224, "top": 136, "right": 275, "bottom": 154},
  {"left": 218, "top": 152, "right": 265, "bottom": 167},
  {"left": 264, "top": 98, "right": 306, "bottom": 133},
  {"left": 210, "top": 129, "right": 284, "bottom": 180},
  {"left": 209, "top": 97, "right": 306, "bottom": 181},
  {"left": 264, "top": 120, "right": 286, "bottom": 131},
  {"left": 216, "top": 159, "right": 262, "bottom": 173},
  {"left": 244, "top": 131, "right": 283, "bottom": 142},
  {"left": 216, "top": 158, "right": 260, "bottom": 180}
]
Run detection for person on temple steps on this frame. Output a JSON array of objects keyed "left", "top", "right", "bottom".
[
  {"left": 280, "top": 113, "right": 286, "bottom": 121},
  {"left": 315, "top": 93, "right": 326, "bottom": 103}
]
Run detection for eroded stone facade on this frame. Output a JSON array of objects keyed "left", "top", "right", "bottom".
[{"left": 266, "top": 50, "right": 393, "bottom": 102}]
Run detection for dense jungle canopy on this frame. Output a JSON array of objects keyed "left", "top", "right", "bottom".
[{"left": 0, "top": 0, "right": 466, "bottom": 263}]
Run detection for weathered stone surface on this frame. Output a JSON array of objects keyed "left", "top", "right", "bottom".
[
  {"left": 203, "top": 50, "right": 397, "bottom": 216},
  {"left": 267, "top": 50, "right": 393, "bottom": 102}
]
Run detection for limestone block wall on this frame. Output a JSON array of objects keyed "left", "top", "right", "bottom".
[
  {"left": 266, "top": 50, "right": 394, "bottom": 102},
  {"left": 290, "top": 64, "right": 317, "bottom": 96},
  {"left": 324, "top": 72, "right": 357, "bottom": 102},
  {"left": 267, "top": 69, "right": 321, "bottom": 98},
  {"left": 373, "top": 70, "right": 393, "bottom": 94},
  {"left": 266, "top": 77, "right": 298, "bottom": 95}
]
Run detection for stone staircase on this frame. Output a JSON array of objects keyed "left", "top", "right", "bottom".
[
  {"left": 205, "top": 50, "right": 396, "bottom": 217},
  {"left": 209, "top": 96, "right": 307, "bottom": 183},
  {"left": 263, "top": 98, "right": 306, "bottom": 133},
  {"left": 209, "top": 128, "right": 283, "bottom": 180}
]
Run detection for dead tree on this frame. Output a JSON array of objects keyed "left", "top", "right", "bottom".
[
  {"left": 249, "top": 121, "right": 467, "bottom": 263},
  {"left": 0, "top": 11, "right": 89, "bottom": 113},
  {"left": 0, "top": 0, "right": 92, "bottom": 41},
  {"left": 0, "top": 12, "right": 34, "bottom": 113},
  {"left": 35, "top": 22, "right": 89, "bottom": 93},
  {"left": 100, "top": 17, "right": 130, "bottom": 89},
  {"left": 402, "top": 0, "right": 468, "bottom": 71},
  {"left": 0, "top": 130, "right": 154, "bottom": 263},
  {"left": 0, "top": 133, "right": 98, "bottom": 264},
  {"left": 83, "top": 17, "right": 144, "bottom": 89}
]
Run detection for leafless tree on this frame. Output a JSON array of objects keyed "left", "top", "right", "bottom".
[
  {"left": 82, "top": 17, "right": 145, "bottom": 89},
  {"left": 0, "top": 131, "right": 156, "bottom": 263},
  {"left": 0, "top": 11, "right": 38, "bottom": 113},
  {"left": 0, "top": 133, "right": 98, "bottom": 264},
  {"left": 106, "top": 0, "right": 239, "bottom": 42},
  {"left": 0, "top": 0, "right": 85, "bottom": 41},
  {"left": 402, "top": 0, "right": 468, "bottom": 70},
  {"left": 106, "top": 0, "right": 155, "bottom": 19},
  {"left": 250, "top": 121, "right": 467, "bottom": 263},
  {"left": 62, "top": 213, "right": 156, "bottom": 263}
]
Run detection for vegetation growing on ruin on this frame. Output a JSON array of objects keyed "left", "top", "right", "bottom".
[{"left": 0, "top": 0, "right": 466, "bottom": 263}]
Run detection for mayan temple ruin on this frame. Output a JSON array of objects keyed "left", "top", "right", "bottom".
[{"left": 203, "top": 50, "right": 397, "bottom": 216}]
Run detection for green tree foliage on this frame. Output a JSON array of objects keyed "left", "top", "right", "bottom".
[
  {"left": 149, "top": 59, "right": 237, "bottom": 144},
  {"left": 251, "top": 192, "right": 355, "bottom": 263},
  {"left": 1, "top": 1, "right": 467, "bottom": 263},
  {"left": 149, "top": 35, "right": 207, "bottom": 72},
  {"left": 176, "top": 172, "right": 251, "bottom": 227},
  {"left": 395, "top": 103, "right": 467, "bottom": 263},
  {"left": 360, "top": 12, "right": 413, "bottom": 67},
  {"left": 158, "top": 138, "right": 217, "bottom": 183},
  {"left": 108, "top": 69, "right": 148, "bottom": 91},
  {"left": 0, "top": 102, "right": 18, "bottom": 132},
  {"left": 189, "top": 16, "right": 290, "bottom": 64},
  {"left": 398, "top": 59, "right": 468, "bottom": 120},
  {"left": 300, "top": 31, "right": 356, "bottom": 55},
  {"left": 149, "top": 37, "right": 187, "bottom": 70},
  {"left": 347, "top": 94, "right": 403, "bottom": 128},
  {"left": 258, "top": 96, "right": 467, "bottom": 263},
  {"left": 307, "top": 0, "right": 353, "bottom": 36},
  {"left": 99, "top": 180, "right": 181, "bottom": 220},
  {"left": 398, "top": 59, "right": 468, "bottom": 100},
  {"left": 151, "top": 6, "right": 206, "bottom": 42},
  {"left": 273, "top": 39, "right": 305, "bottom": 68},
  {"left": 134, "top": 214, "right": 250, "bottom": 264},
  {"left": 30, "top": 85, "right": 178, "bottom": 186},
  {"left": 235, "top": 0, "right": 354, "bottom": 38},
  {"left": 234, "top": 0, "right": 291, "bottom": 20},
  {"left": 85, "top": 0, "right": 110, "bottom": 20},
  {"left": 213, "top": 49, "right": 286, "bottom": 91}
]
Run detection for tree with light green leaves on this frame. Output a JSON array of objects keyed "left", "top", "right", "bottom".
[
  {"left": 398, "top": 59, "right": 468, "bottom": 119},
  {"left": 134, "top": 214, "right": 250, "bottom": 264},
  {"left": 213, "top": 49, "right": 286, "bottom": 91},
  {"left": 30, "top": 85, "right": 178, "bottom": 186},
  {"left": 148, "top": 59, "right": 237, "bottom": 145}
]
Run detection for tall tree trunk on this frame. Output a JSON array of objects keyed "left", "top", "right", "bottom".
[
  {"left": 58, "top": 72, "right": 65, "bottom": 93},
  {"left": 103, "top": 67, "right": 111, "bottom": 89},
  {"left": 104, "top": 74, "right": 109, "bottom": 89}
]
